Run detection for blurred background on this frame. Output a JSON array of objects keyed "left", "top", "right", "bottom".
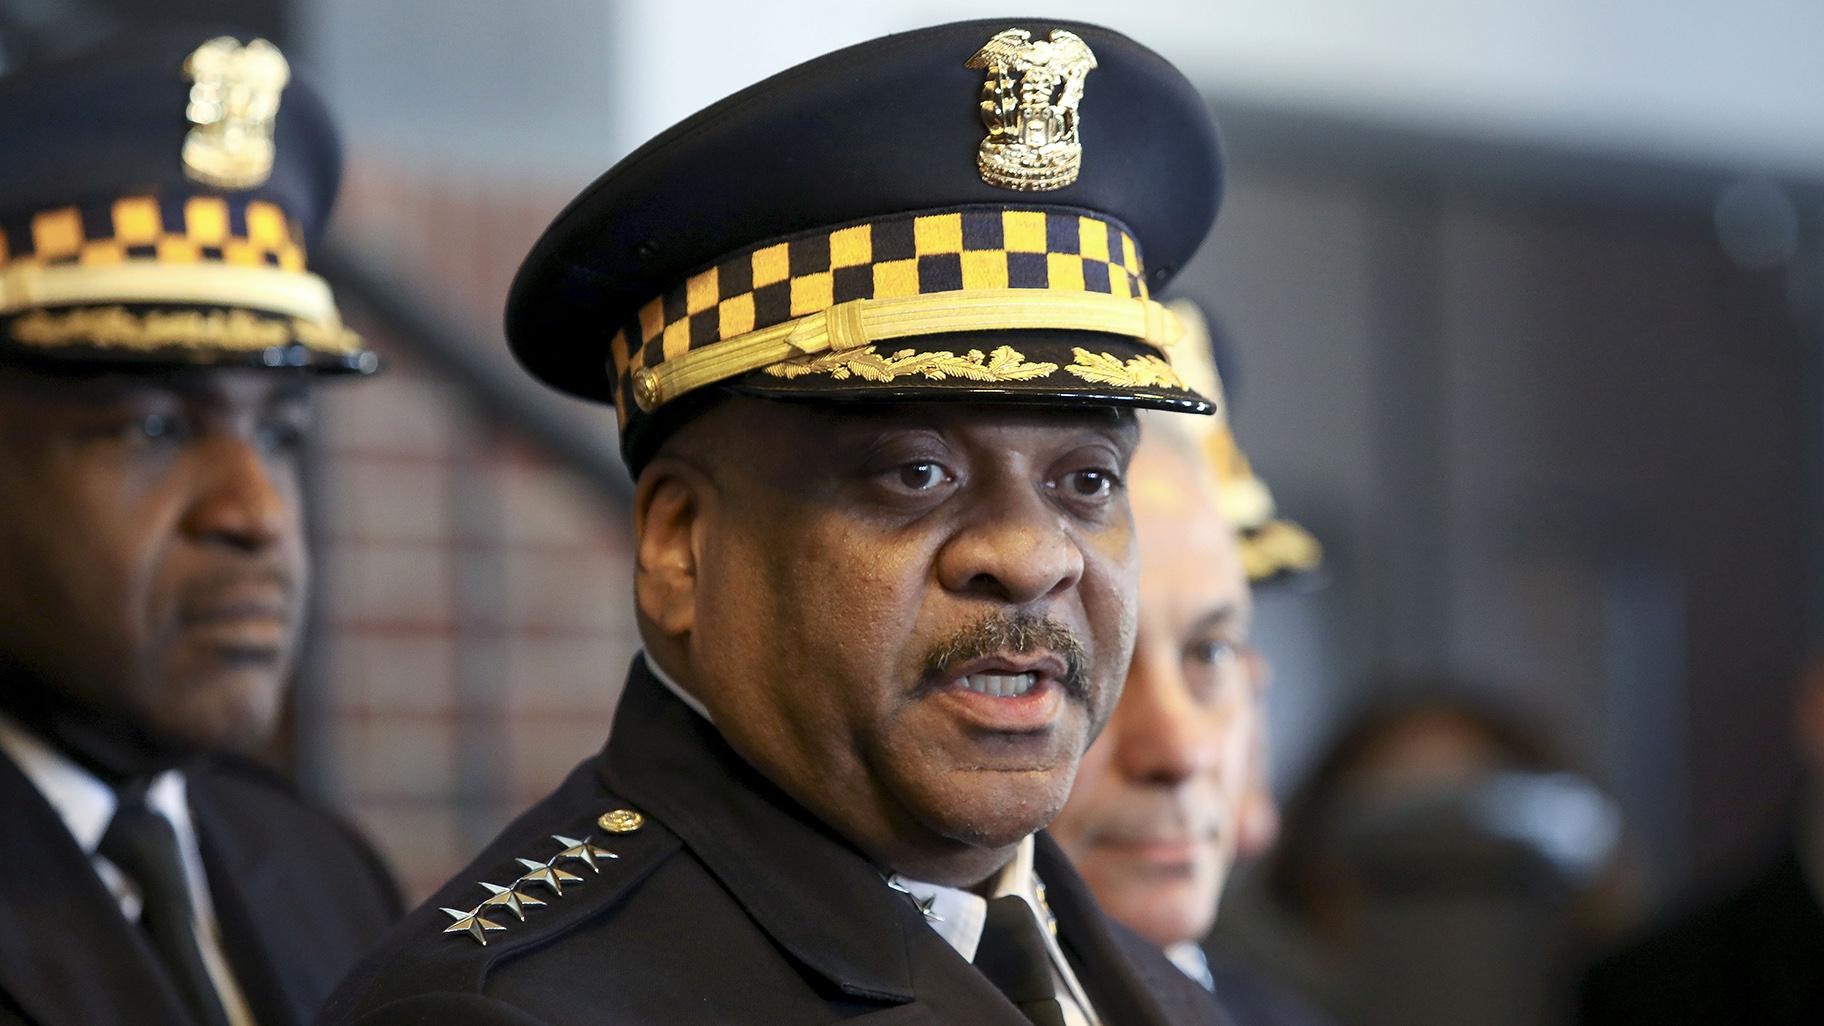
[{"left": 4, "top": 0, "right": 1821, "bottom": 1022}]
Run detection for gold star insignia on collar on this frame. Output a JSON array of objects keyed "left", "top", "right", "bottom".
[
  {"left": 550, "top": 834, "right": 618, "bottom": 873},
  {"left": 441, "top": 906, "right": 507, "bottom": 945},
  {"left": 516, "top": 857, "right": 583, "bottom": 896},
  {"left": 477, "top": 881, "right": 546, "bottom": 921}
]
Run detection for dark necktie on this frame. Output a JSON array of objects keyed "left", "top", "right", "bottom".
[
  {"left": 975, "top": 894, "right": 1069, "bottom": 1026},
  {"left": 98, "top": 781, "right": 232, "bottom": 1026}
]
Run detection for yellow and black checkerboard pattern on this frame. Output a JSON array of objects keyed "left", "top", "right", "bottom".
[
  {"left": 609, "top": 204, "right": 1148, "bottom": 421},
  {"left": 0, "top": 194, "right": 307, "bottom": 272}
]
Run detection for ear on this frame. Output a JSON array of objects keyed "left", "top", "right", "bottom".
[{"left": 634, "top": 457, "right": 708, "bottom": 639}]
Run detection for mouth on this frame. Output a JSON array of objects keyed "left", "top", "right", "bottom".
[
  {"left": 1088, "top": 818, "right": 1223, "bottom": 868},
  {"left": 179, "top": 586, "right": 294, "bottom": 662},
  {"left": 927, "top": 653, "right": 1074, "bottom": 733},
  {"left": 959, "top": 670, "right": 1040, "bottom": 698}
]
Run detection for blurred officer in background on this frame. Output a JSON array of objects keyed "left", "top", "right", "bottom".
[
  {"left": 328, "top": 18, "right": 1239, "bottom": 1026},
  {"left": 1580, "top": 656, "right": 1824, "bottom": 1024},
  {"left": 1238, "top": 691, "right": 1627, "bottom": 1026},
  {"left": 1051, "top": 301, "right": 1331, "bottom": 1025},
  {"left": 0, "top": 29, "right": 397, "bottom": 1026}
]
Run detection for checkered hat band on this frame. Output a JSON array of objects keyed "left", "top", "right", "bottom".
[
  {"left": 0, "top": 195, "right": 309, "bottom": 273},
  {"left": 612, "top": 205, "right": 1147, "bottom": 380}
]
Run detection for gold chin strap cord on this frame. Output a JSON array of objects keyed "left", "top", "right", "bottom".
[
  {"left": 632, "top": 289, "right": 1183, "bottom": 411},
  {"left": 0, "top": 261, "right": 346, "bottom": 328}
]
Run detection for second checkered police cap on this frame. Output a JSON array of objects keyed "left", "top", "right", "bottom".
[
  {"left": 507, "top": 18, "right": 1224, "bottom": 470},
  {"left": 0, "top": 27, "right": 373, "bottom": 374}
]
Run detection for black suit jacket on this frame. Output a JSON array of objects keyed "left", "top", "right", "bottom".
[
  {"left": 1579, "top": 841, "right": 1824, "bottom": 1025},
  {"left": 0, "top": 749, "right": 402, "bottom": 1026},
  {"left": 324, "top": 660, "right": 1232, "bottom": 1025}
]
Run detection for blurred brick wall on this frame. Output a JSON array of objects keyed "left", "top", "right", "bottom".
[{"left": 297, "top": 165, "right": 641, "bottom": 902}]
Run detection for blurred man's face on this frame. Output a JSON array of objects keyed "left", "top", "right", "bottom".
[
  {"left": 1050, "top": 435, "right": 1259, "bottom": 946},
  {"left": 638, "top": 398, "right": 1141, "bottom": 887},
  {"left": 0, "top": 367, "right": 312, "bottom": 758}
]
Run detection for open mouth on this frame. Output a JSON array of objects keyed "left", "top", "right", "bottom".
[
  {"left": 958, "top": 671, "right": 1040, "bottom": 698},
  {"left": 925, "top": 653, "right": 1077, "bottom": 734}
]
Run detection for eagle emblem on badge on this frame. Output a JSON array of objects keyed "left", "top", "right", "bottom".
[
  {"left": 181, "top": 37, "right": 290, "bottom": 190},
  {"left": 965, "top": 28, "right": 1098, "bottom": 191}
]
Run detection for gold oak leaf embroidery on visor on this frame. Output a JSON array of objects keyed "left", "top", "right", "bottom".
[
  {"left": 8, "top": 306, "right": 360, "bottom": 354},
  {"left": 762, "top": 344, "right": 1059, "bottom": 383},
  {"left": 1063, "top": 348, "right": 1187, "bottom": 390}
]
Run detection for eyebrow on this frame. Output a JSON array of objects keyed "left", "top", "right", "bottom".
[{"left": 1186, "top": 604, "right": 1241, "bottom": 635}]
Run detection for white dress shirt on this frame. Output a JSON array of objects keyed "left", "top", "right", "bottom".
[
  {"left": 889, "top": 836, "right": 1103, "bottom": 1026},
  {"left": 0, "top": 713, "right": 259, "bottom": 1026},
  {"left": 1166, "top": 941, "right": 1217, "bottom": 991},
  {"left": 644, "top": 654, "right": 1102, "bottom": 1023}
]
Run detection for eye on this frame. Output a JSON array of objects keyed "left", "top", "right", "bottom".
[
  {"left": 255, "top": 414, "right": 311, "bottom": 455},
  {"left": 1049, "top": 465, "right": 1121, "bottom": 502},
  {"left": 1183, "top": 637, "right": 1254, "bottom": 703},
  {"left": 1188, "top": 639, "right": 1239, "bottom": 669},
  {"left": 895, "top": 460, "right": 953, "bottom": 492},
  {"left": 118, "top": 410, "right": 191, "bottom": 447},
  {"left": 1064, "top": 468, "right": 1116, "bottom": 497}
]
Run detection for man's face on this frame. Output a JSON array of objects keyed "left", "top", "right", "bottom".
[
  {"left": 1049, "top": 435, "right": 1258, "bottom": 947},
  {"left": 0, "top": 366, "right": 312, "bottom": 755},
  {"left": 658, "top": 398, "right": 1140, "bottom": 886}
]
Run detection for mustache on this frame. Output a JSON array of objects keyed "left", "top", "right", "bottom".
[
  {"left": 918, "top": 612, "right": 1089, "bottom": 697},
  {"left": 177, "top": 564, "right": 299, "bottom": 618}
]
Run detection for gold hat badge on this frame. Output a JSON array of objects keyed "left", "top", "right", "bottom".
[
  {"left": 966, "top": 28, "right": 1097, "bottom": 191},
  {"left": 182, "top": 37, "right": 290, "bottom": 190}
]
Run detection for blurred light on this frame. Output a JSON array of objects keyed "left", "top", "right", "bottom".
[
  {"left": 1472, "top": 771, "right": 1623, "bottom": 882},
  {"left": 1714, "top": 178, "right": 1801, "bottom": 271}
]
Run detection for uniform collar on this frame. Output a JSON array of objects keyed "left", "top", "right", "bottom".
[
  {"left": 603, "top": 657, "right": 924, "bottom": 1002},
  {"left": 888, "top": 835, "right": 1036, "bottom": 962},
  {"left": 1165, "top": 942, "right": 1215, "bottom": 991},
  {"left": 643, "top": 652, "right": 714, "bottom": 722},
  {"left": 0, "top": 711, "right": 115, "bottom": 853},
  {"left": 0, "top": 711, "right": 189, "bottom": 856}
]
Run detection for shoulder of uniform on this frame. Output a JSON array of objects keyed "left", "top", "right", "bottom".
[
  {"left": 428, "top": 799, "right": 679, "bottom": 957},
  {"left": 340, "top": 796, "right": 681, "bottom": 1013}
]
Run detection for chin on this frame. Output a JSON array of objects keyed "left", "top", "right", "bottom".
[
  {"left": 156, "top": 670, "right": 287, "bottom": 752},
  {"left": 929, "top": 769, "right": 1074, "bottom": 850},
  {"left": 1102, "top": 877, "right": 1218, "bottom": 948}
]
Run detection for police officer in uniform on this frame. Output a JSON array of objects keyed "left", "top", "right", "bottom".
[
  {"left": 0, "top": 30, "right": 399, "bottom": 1026},
  {"left": 1052, "top": 303, "right": 1333, "bottom": 1024},
  {"left": 328, "top": 19, "right": 1235, "bottom": 1025}
]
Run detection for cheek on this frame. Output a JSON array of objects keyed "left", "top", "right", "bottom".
[
  {"left": 36, "top": 471, "right": 172, "bottom": 628},
  {"left": 1078, "top": 529, "right": 1139, "bottom": 709},
  {"left": 1051, "top": 733, "right": 1118, "bottom": 848},
  {"left": 1212, "top": 704, "right": 1261, "bottom": 812}
]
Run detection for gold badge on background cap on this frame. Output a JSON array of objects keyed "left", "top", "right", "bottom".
[
  {"left": 966, "top": 28, "right": 1097, "bottom": 191},
  {"left": 182, "top": 37, "right": 290, "bottom": 190}
]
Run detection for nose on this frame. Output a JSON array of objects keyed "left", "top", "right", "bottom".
[
  {"left": 1112, "top": 645, "right": 1222, "bottom": 786},
  {"left": 180, "top": 434, "right": 293, "bottom": 552},
  {"left": 935, "top": 473, "right": 1084, "bottom": 606}
]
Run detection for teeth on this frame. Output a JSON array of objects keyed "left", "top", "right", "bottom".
[{"left": 960, "top": 672, "right": 1038, "bottom": 698}]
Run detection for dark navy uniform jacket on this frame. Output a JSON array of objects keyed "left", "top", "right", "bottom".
[
  {"left": 0, "top": 751, "right": 402, "bottom": 1026},
  {"left": 1579, "top": 840, "right": 1824, "bottom": 1026},
  {"left": 323, "top": 659, "right": 1233, "bottom": 1025}
]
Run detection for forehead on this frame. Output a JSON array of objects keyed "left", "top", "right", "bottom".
[
  {"left": 0, "top": 365, "right": 310, "bottom": 408},
  {"left": 1128, "top": 434, "right": 1248, "bottom": 614},
  {"left": 767, "top": 399, "right": 1140, "bottom": 445}
]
